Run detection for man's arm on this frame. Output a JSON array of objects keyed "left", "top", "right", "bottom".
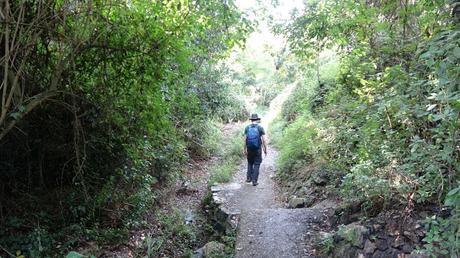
[
  {"left": 259, "top": 125, "right": 267, "bottom": 155},
  {"left": 261, "top": 134, "right": 267, "bottom": 155},
  {"left": 243, "top": 135, "right": 247, "bottom": 156}
]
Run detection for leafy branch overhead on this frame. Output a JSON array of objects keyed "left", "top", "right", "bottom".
[
  {"left": 0, "top": 0, "right": 252, "bottom": 256},
  {"left": 0, "top": 0, "right": 252, "bottom": 141}
]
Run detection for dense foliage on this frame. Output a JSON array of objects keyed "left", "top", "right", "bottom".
[
  {"left": 274, "top": 0, "right": 460, "bottom": 256},
  {"left": 0, "top": 0, "right": 251, "bottom": 255}
]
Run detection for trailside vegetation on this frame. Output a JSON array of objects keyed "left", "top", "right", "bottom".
[
  {"left": 0, "top": 0, "right": 251, "bottom": 256},
  {"left": 273, "top": 0, "right": 460, "bottom": 256}
]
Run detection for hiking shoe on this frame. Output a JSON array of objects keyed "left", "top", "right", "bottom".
[
  {"left": 252, "top": 182, "right": 258, "bottom": 186},
  {"left": 246, "top": 179, "right": 252, "bottom": 183}
]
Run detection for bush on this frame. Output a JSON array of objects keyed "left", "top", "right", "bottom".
[
  {"left": 186, "top": 120, "right": 222, "bottom": 159},
  {"left": 142, "top": 209, "right": 197, "bottom": 257},
  {"left": 275, "top": 114, "right": 319, "bottom": 176},
  {"left": 421, "top": 182, "right": 460, "bottom": 257}
]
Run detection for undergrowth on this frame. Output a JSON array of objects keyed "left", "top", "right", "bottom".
[
  {"left": 140, "top": 209, "right": 197, "bottom": 258},
  {"left": 208, "top": 124, "right": 245, "bottom": 186}
]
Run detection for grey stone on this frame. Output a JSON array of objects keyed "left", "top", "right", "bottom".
[
  {"left": 212, "top": 193, "right": 225, "bottom": 204},
  {"left": 210, "top": 185, "right": 223, "bottom": 192},
  {"left": 333, "top": 242, "right": 358, "bottom": 258},
  {"left": 401, "top": 243, "right": 413, "bottom": 254},
  {"left": 338, "top": 223, "right": 368, "bottom": 249},
  {"left": 319, "top": 231, "right": 333, "bottom": 239},
  {"left": 403, "top": 230, "right": 418, "bottom": 242},
  {"left": 203, "top": 241, "right": 225, "bottom": 258},
  {"left": 375, "top": 238, "right": 389, "bottom": 251},
  {"left": 407, "top": 253, "right": 429, "bottom": 258},
  {"left": 288, "top": 197, "right": 306, "bottom": 208},
  {"left": 313, "top": 173, "right": 328, "bottom": 186},
  {"left": 304, "top": 196, "right": 316, "bottom": 207},
  {"left": 216, "top": 206, "right": 231, "bottom": 222},
  {"left": 415, "top": 229, "right": 426, "bottom": 237},
  {"left": 373, "top": 224, "right": 383, "bottom": 231},
  {"left": 364, "top": 239, "right": 376, "bottom": 255},
  {"left": 372, "top": 248, "right": 401, "bottom": 258},
  {"left": 211, "top": 182, "right": 241, "bottom": 193},
  {"left": 392, "top": 236, "right": 405, "bottom": 248},
  {"left": 372, "top": 250, "right": 390, "bottom": 258},
  {"left": 184, "top": 209, "right": 195, "bottom": 225},
  {"left": 193, "top": 247, "right": 204, "bottom": 258},
  {"left": 227, "top": 213, "right": 240, "bottom": 230}
]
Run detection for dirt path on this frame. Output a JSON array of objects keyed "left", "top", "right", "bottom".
[
  {"left": 211, "top": 84, "right": 332, "bottom": 258},
  {"left": 211, "top": 145, "right": 330, "bottom": 258}
]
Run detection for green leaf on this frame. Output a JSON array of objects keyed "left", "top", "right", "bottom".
[
  {"left": 66, "top": 251, "right": 85, "bottom": 258},
  {"left": 426, "top": 104, "right": 437, "bottom": 111},
  {"left": 9, "top": 112, "right": 21, "bottom": 120},
  {"left": 449, "top": 100, "right": 460, "bottom": 110},
  {"left": 453, "top": 47, "right": 460, "bottom": 58},
  {"left": 444, "top": 184, "right": 460, "bottom": 206}
]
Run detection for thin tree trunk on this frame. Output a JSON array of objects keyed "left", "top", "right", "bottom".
[
  {"left": 2, "top": 0, "right": 10, "bottom": 122},
  {"left": 315, "top": 46, "right": 321, "bottom": 86}
]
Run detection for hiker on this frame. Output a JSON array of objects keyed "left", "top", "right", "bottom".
[{"left": 243, "top": 114, "right": 267, "bottom": 186}]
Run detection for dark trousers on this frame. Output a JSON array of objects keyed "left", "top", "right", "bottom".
[{"left": 247, "top": 148, "right": 262, "bottom": 183}]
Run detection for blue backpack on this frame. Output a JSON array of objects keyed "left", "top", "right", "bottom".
[{"left": 246, "top": 125, "right": 261, "bottom": 150}]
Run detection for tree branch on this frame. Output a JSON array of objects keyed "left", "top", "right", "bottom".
[{"left": 0, "top": 91, "right": 58, "bottom": 141}]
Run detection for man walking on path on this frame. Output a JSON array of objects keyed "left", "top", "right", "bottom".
[{"left": 243, "top": 114, "right": 267, "bottom": 186}]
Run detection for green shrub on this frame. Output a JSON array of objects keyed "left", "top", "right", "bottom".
[
  {"left": 187, "top": 120, "right": 222, "bottom": 159},
  {"left": 276, "top": 114, "right": 319, "bottom": 176},
  {"left": 141, "top": 209, "right": 197, "bottom": 257},
  {"left": 318, "top": 232, "right": 335, "bottom": 255},
  {"left": 268, "top": 116, "right": 286, "bottom": 147},
  {"left": 421, "top": 182, "right": 460, "bottom": 257},
  {"left": 209, "top": 161, "right": 236, "bottom": 185}
]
